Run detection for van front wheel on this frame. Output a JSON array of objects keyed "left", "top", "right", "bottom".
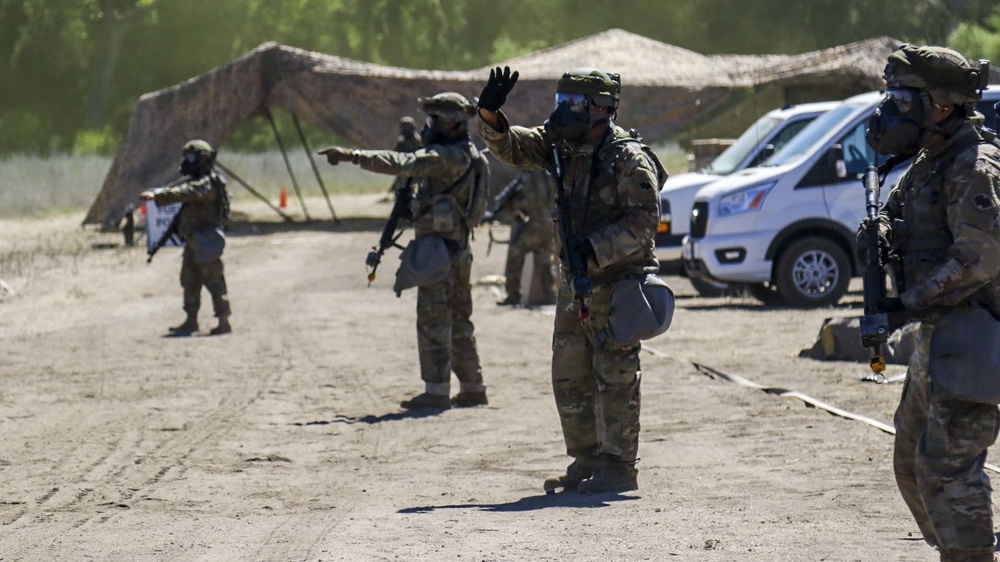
[{"left": 774, "top": 237, "right": 850, "bottom": 308}]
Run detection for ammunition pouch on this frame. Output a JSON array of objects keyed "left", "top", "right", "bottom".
[{"left": 929, "top": 307, "right": 1000, "bottom": 404}]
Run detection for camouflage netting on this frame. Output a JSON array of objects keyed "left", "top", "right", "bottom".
[{"left": 87, "top": 29, "right": 948, "bottom": 227}]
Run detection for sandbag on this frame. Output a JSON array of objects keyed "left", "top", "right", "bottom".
[
  {"left": 929, "top": 307, "right": 1000, "bottom": 404},
  {"left": 598, "top": 273, "right": 675, "bottom": 344},
  {"left": 393, "top": 235, "right": 451, "bottom": 297},
  {"left": 798, "top": 316, "right": 917, "bottom": 365}
]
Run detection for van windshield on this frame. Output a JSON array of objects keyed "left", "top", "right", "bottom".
[
  {"left": 765, "top": 104, "right": 861, "bottom": 167},
  {"left": 705, "top": 115, "right": 782, "bottom": 175}
]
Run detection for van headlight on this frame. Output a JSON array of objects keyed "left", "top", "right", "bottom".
[{"left": 717, "top": 181, "right": 776, "bottom": 217}]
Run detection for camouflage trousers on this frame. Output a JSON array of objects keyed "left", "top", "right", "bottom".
[
  {"left": 894, "top": 320, "right": 1000, "bottom": 552},
  {"left": 551, "top": 278, "right": 642, "bottom": 466},
  {"left": 416, "top": 246, "right": 483, "bottom": 386},
  {"left": 504, "top": 221, "right": 556, "bottom": 301},
  {"left": 181, "top": 245, "right": 230, "bottom": 318}
]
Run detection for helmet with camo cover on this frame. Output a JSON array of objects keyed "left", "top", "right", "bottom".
[
  {"left": 883, "top": 44, "right": 989, "bottom": 105},
  {"left": 557, "top": 68, "right": 621, "bottom": 110},
  {"left": 419, "top": 92, "right": 476, "bottom": 121}
]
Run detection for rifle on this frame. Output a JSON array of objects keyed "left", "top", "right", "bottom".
[
  {"left": 858, "top": 166, "right": 890, "bottom": 376},
  {"left": 550, "top": 146, "right": 592, "bottom": 320},
  {"left": 366, "top": 180, "right": 413, "bottom": 285},
  {"left": 147, "top": 203, "right": 184, "bottom": 264},
  {"left": 483, "top": 176, "right": 525, "bottom": 223}
]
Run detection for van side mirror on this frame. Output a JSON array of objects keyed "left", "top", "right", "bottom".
[
  {"left": 796, "top": 143, "right": 847, "bottom": 189},
  {"left": 829, "top": 144, "right": 848, "bottom": 179},
  {"left": 759, "top": 144, "right": 775, "bottom": 161}
]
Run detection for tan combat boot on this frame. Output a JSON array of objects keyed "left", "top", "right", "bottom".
[
  {"left": 543, "top": 459, "right": 599, "bottom": 494},
  {"left": 451, "top": 391, "right": 488, "bottom": 408},
  {"left": 577, "top": 461, "right": 638, "bottom": 494}
]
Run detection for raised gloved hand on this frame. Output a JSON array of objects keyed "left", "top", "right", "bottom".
[
  {"left": 477, "top": 66, "right": 519, "bottom": 113},
  {"left": 318, "top": 147, "right": 356, "bottom": 166}
]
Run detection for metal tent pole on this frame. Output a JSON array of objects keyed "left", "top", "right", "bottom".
[
  {"left": 264, "top": 107, "right": 310, "bottom": 220},
  {"left": 215, "top": 161, "right": 295, "bottom": 222},
  {"left": 291, "top": 113, "right": 339, "bottom": 225}
]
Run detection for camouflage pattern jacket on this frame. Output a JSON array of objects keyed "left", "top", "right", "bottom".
[
  {"left": 355, "top": 140, "right": 478, "bottom": 243},
  {"left": 152, "top": 172, "right": 228, "bottom": 241},
  {"left": 880, "top": 122, "right": 1000, "bottom": 313},
  {"left": 478, "top": 111, "right": 665, "bottom": 286}
]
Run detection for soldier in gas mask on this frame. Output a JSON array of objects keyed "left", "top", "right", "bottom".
[
  {"left": 476, "top": 67, "right": 667, "bottom": 494},
  {"left": 861, "top": 45, "right": 1000, "bottom": 562},
  {"left": 140, "top": 140, "right": 232, "bottom": 336},
  {"left": 320, "top": 93, "right": 489, "bottom": 411}
]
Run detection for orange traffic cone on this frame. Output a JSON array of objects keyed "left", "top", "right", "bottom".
[{"left": 279, "top": 187, "right": 288, "bottom": 209}]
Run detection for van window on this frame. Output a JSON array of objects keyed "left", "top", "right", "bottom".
[
  {"left": 749, "top": 118, "right": 815, "bottom": 167},
  {"left": 706, "top": 115, "right": 782, "bottom": 175},
  {"left": 767, "top": 104, "right": 859, "bottom": 167}
]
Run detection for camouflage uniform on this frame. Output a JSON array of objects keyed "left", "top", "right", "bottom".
[
  {"left": 880, "top": 120, "right": 1000, "bottom": 557},
  {"left": 352, "top": 126, "right": 485, "bottom": 402},
  {"left": 500, "top": 170, "right": 557, "bottom": 304},
  {"left": 152, "top": 172, "right": 231, "bottom": 327},
  {"left": 478, "top": 107, "right": 663, "bottom": 483}
]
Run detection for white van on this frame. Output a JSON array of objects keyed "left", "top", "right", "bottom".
[
  {"left": 657, "top": 101, "right": 838, "bottom": 261},
  {"left": 682, "top": 88, "right": 1000, "bottom": 308}
]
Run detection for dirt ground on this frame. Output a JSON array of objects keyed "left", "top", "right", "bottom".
[{"left": 0, "top": 194, "right": 956, "bottom": 561}]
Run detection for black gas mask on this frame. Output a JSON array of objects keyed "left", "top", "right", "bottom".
[
  {"left": 179, "top": 150, "right": 203, "bottom": 176},
  {"left": 866, "top": 88, "right": 928, "bottom": 156},
  {"left": 544, "top": 92, "right": 598, "bottom": 143},
  {"left": 421, "top": 115, "right": 455, "bottom": 146}
]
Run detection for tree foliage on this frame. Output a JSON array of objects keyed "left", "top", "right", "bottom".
[{"left": 1, "top": 0, "right": 997, "bottom": 154}]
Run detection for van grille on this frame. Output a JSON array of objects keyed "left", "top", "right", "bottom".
[{"left": 690, "top": 201, "right": 709, "bottom": 238}]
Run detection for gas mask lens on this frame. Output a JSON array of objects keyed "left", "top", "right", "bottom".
[
  {"left": 886, "top": 88, "right": 919, "bottom": 114},
  {"left": 183, "top": 152, "right": 199, "bottom": 164},
  {"left": 554, "top": 92, "right": 589, "bottom": 113}
]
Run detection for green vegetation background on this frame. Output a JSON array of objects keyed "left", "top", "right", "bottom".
[{"left": 3, "top": 0, "right": 1000, "bottom": 156}]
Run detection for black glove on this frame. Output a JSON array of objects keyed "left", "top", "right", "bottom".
[
  {"left": 477, "top": 66, "right": 519, "bottom": 112},
  {"left": 876, "top": 296, "right": 907, "bottom": 313},
  {"left": 855, "top": 219, "right": 890, "bottom": 263}
]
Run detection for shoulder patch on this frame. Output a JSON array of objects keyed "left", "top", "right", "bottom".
[{"left": 973, "top": 193, "right": 996, "bottom": 211}]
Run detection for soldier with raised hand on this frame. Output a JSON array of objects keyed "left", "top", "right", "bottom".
[
  {"left": 140, "top": 140, "right": 232, "bottom": 336},
  {"left": 492, "top": 168, "right": 557, "bottom": 307},
  {"left": 863, "top": 45, "right": 1000, "bottom": 562},
  {"left": 319, "top": 93, "right": 488, "bottom": 411},
  {"left": 476, "top": 67, "right": 666, "bottom": 494}
]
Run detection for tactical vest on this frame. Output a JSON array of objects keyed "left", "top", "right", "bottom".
[{"left": 895, "top": 127, "right": 1000, "bottom": 294}]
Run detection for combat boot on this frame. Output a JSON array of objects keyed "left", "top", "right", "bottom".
[
  {"left": 543, "top": 459, "right": 599, "bottom": 494},
  {"left": 939, "top": 549, "right": 997, "bottom": 562},
  {"left": 399, "top": 393, "right": 451, "bottom": 411},
  {"left": 169, "top": 314, "right": 199, "bottom": 335},
  {"left": 209, "top": 316, "right": 232, "bottom": 336},
  {"left": 451, "top": 391, "right": 488, "bottom": 408},
  {"left": 577, "top": 460, "right": 638, "bottom": 494},
  {"left": 496, "top": 294, "right": 521, "bottom": 307}
]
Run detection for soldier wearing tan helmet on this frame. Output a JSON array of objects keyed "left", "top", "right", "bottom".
[
  {"left": 861, "top": 44, "right": 1000, "bottom": 562},
  {"left": 319, "top": 93, "right": 489, "bottom": 411},
  {"left": 477, "top": 67, "right": 668, "bottom": 494},
  {"left": 140, "top": 139, "right": 232, "bottom": 336}
]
